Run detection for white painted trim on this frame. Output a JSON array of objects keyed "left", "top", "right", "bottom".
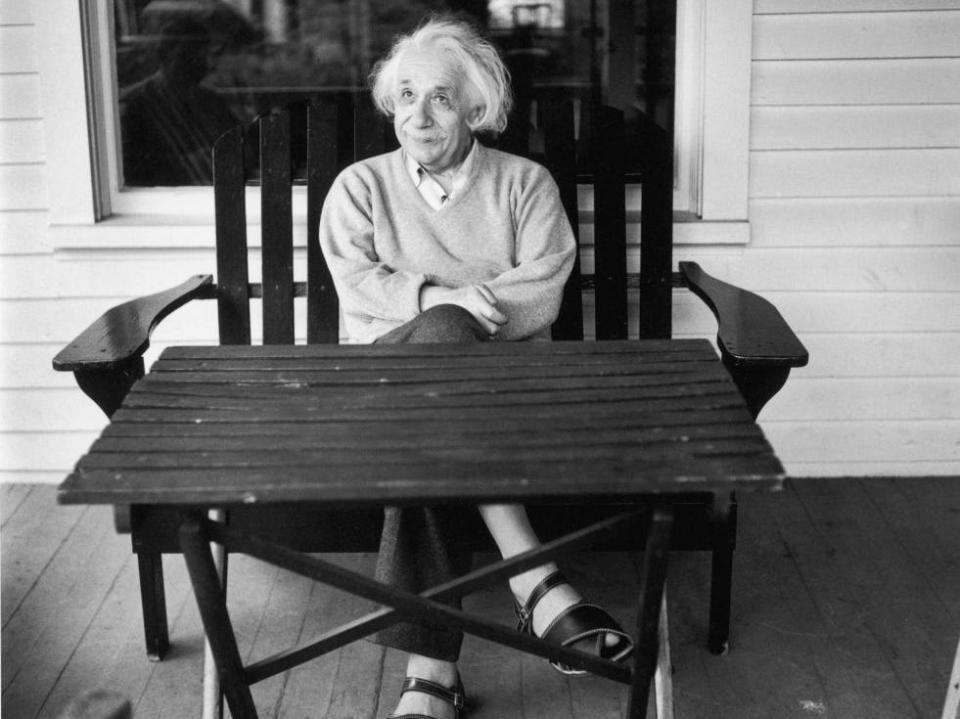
[
  {"left": 34, "top": 0, "right": 96, "bottom": 225},
  {"left": 700, "top": 0, "right": 752, "bottom": 220},
  {"left": 674, "top": 0, "right": 705, "bottom": 214},
  {"left": 673, "top": 0, "right": 752, "bottom": 223},
  {"left": 675, "top": 220, "right": 750, "bottom": 245}
]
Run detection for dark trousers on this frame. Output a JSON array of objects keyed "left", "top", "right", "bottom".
[{"left": 370, "top": 304, "right": 489, "bottom": 661}]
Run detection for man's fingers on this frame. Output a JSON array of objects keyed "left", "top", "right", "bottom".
[
  {"left": 477, "top": 284, "right": 498, "bottom": 305},
  {"left": 475, "top": 314, "right": 500, "bottom": 335},
  {"left": 481, "top": 306, "right": 508, "bottom": 325}
]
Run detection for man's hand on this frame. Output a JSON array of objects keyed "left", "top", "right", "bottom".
[{"left": 420, "top": 283, "right": 508, "bottom": 336}]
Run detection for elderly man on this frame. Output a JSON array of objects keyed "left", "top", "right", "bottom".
[{"left": 319, "top": 16, "right": 632, "bottom": 719}]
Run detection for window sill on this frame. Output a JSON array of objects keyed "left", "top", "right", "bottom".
[{"left": 47, "top": 212, "right": 748, "bottom": 253}]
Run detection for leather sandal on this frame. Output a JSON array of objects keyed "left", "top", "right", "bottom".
[
  {"left": 386, "top": 675, "right": 469, "bottom": 719},
  {"left": 515, "top": 571, "right": 634, "bottom": 676}
]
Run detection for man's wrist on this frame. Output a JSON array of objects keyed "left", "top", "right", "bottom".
[{"left": 419, "top": 284, "right": 449, "bottom": 312}]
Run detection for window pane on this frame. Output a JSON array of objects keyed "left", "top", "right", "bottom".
[{"left": 113, "top": 0, "right": 674, "bottom": 187}]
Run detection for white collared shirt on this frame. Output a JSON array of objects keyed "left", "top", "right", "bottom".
[{"left": 404, "top": 140, "right": 477, "bottom": 210}]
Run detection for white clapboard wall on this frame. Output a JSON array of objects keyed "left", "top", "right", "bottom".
[
  {"left": 1, "top": 0, "right": 959, "bottom": 482},
  {"left": 743, "top": 1, "right": 960, "bottom": 475}
]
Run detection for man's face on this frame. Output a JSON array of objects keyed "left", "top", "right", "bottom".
[{"left": 392, "top": 47, "right": 477, "bottom": 175}]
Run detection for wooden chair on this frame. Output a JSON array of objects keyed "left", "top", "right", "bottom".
[{"left": 53, "top": 96, "right": 807, "bottom": 666}]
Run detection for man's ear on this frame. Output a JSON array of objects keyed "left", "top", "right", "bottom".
[{"left": 468, "top": 105, "right": 486, "bottom": 127}]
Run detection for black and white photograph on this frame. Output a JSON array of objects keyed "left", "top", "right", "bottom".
[{"left": 1, "top": 1, "right": 958, "bottom": 717}]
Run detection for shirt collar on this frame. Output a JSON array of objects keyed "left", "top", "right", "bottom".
[{"left": 403, "top": 140, "right": 477, "bottom": 208}]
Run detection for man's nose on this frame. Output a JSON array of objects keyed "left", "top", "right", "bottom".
[{"left": 411, "top": 98, "right": 432, "bottom": 126}]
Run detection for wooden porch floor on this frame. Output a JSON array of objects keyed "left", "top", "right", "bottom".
[{"left": 2, "top": 477, "right": 958, "bottom": 718}]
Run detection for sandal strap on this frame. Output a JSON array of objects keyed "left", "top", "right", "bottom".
[
  {"left": 515, "top": 571, "right": 567, "bottom": 631},
  {"left": 399, "top": 676, "right": 466, "bottom": 711}
]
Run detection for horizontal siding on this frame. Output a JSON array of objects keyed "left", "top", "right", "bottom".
[
  {"left": 797, "top": 333, "right": 960, "bottom": 378},
  {"left": 2, "top": 4, "right": 59, "bottom": 482},
  {"left": 748, "top": 4, "right": 960, "bottom": 477},
  {"left": 0, "top": 164, "right": 48, "bottom": 210},
  {"left": 5, "top": 390, "right": 110, "bottom": 432},
  {"left": 753, "top": 11, "right": 960, "bottom": 59},
  {"left": 0, "top": 25, "right": 38, "bottom": 73},
  {"left": 768, "top": 378, "right": 960, "bottom": 421},
  {"left": 750, "top": 148, "right": 960, "bottom": 198},
  {"left": 749, "top": 197, "right": 960, "bottom": 247},
  {"left": 753, "top": 58, "right": 960, "bottom": 105},
  {"left": 0, "top": 74, "right": 42, "bottom": 118},
  {"left": 755, "top": 1, "right": 960, "bottom": 14},
  {"left": 0, "top": 1, "right": 32, "bottom": 25},
  {"left": 752, "top": 106, "right": 960, "bottom": 151},
  {"left": 0, "top": 210, "right": 50, "bottom": 254},
  {"left": 1, "top": 432, "right": 101, "bottom": 474},
  {"left": 0, "top": 119, "right": 45, "bottom": 162},
  {"left": 764, "top": 420, "right": 960, "bottom": 469}
]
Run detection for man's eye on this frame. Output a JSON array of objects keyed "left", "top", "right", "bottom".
[
  {"left": 398, "top": 89, "right": 415, "bottom": 103},
  {"left": 431, "top": 94, "right": 451, "bottom": 107}
]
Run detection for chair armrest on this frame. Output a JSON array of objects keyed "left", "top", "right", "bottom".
[
  {"left": 679, "top": 262, "right": 808, "bottom": 370},
  {"left": 52, "top": 274, "right": 214, "bottom": 373}
]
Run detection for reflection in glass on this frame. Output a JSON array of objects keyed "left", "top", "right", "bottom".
[{"left": 114, "top": 0, "right": 674, "bottom": 187}]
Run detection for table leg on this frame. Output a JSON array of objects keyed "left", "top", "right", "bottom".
[
  {"left": 179, "top": 516, "right": 257, "bottom": 719},
  {"left": 654, "top": 588, "right": 674, "bottom": 719},
  {"left": 202, "top": 509, "right": 229, "bottom": 719},
  {"left": 627, "top": 504, "right": 674, "bottom": 719}
]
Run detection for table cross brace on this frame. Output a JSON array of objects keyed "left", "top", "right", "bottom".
[{"left": 179, "top": 504, "right": 675, "bottom": 719}]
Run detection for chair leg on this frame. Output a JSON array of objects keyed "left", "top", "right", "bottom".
[
  {"left": 708, "top": 542, "right": 733, "bottom": 655},
  {"left": 707, "top": 492, "right": 736, "bottom": 655},
  {"left": 137, "top": 552, "right": 170, "bottom": 661}
]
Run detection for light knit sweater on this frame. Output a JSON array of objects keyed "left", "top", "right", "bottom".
[{"left": 318, "top": 143, "right": 577, "bottom": 343}]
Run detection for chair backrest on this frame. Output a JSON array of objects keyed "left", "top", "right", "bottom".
[{"left": 210, "top": 96, "right": 674, "bottom": 346}]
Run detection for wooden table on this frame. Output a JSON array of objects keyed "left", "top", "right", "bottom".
[{"left": 58, "top": 339, "right": 785, "bottom": 718}]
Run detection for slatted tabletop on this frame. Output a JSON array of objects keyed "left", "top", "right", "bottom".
[{"left": 58, "top": 340, "right": 784, "bottom": 506}]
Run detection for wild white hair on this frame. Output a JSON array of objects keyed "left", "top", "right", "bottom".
[{"left": 370, "top": 16, "right": 513, "bottom": 135}]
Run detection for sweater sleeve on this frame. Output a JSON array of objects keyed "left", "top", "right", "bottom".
[
  {"left": 318, "top": 167, "right": 427, "bottom": 324},
  {"left": 485, "top": 167, "right": 576, "bottom": 340}
]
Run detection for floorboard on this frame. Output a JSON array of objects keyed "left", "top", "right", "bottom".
[{"left": 2, "top": 478, "right": 958, "bottom": 718}]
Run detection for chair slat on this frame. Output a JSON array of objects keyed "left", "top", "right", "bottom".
[
  {"left": 638, "top": 113, "right": 674, "bottom": 340},
  {"left": 306, "top": 101, "right": 340, "bottom": 345},
  {"left": 260, "top": 110, "right": 295, "bottom": 344},
  {"left": 213, "top": 125, "right": 251, "bottom": 345},
  {"left": 355, "top": 94, "right": 392, "bottom": 161},
  {"left": 541, "top": 101, "right": 584, "bottom": 342},
  {"left": 592, "top": 105, "right": 628, "bottom": 340}
]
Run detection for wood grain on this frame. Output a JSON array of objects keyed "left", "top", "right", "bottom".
[{"left": 59, "top": 341, "right": 782, "bottom": 505}]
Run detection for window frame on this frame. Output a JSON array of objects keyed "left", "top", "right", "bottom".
[{"left": 39, "top": 0, "right": 751, "bottom": 248}]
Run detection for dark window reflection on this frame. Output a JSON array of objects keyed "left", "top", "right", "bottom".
[{"left": 114, "top": 0, "right": 674, "bottom": 187}]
